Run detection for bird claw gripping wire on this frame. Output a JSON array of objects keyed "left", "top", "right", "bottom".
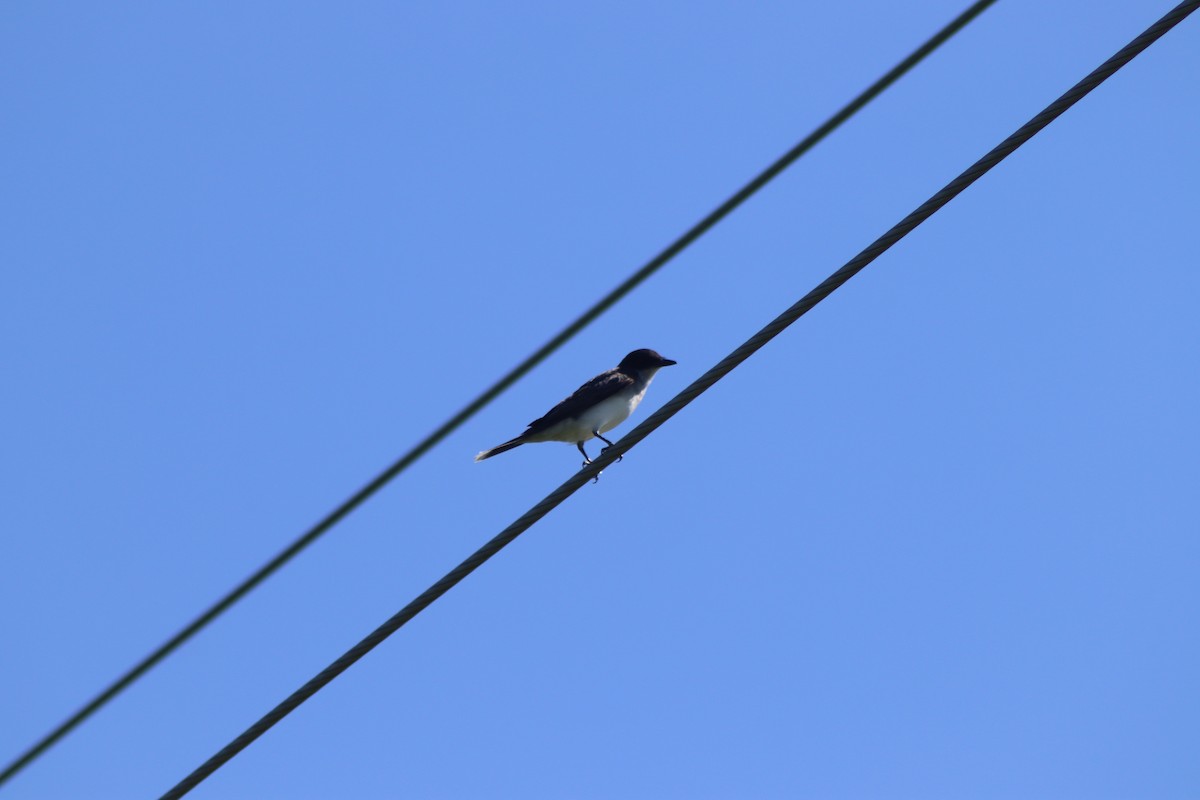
[{"left": 600, "top": 445, "right": 623, "bottom": 464}]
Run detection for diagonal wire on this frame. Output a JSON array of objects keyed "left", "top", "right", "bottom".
[
  {"left": 158, "top": 3, "right": 1200, "bottom": 796},
  {"left": 0, "top": 1, "right": 1000, "bottom": 788}
]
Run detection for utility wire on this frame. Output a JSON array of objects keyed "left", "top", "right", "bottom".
[
  {"left": 158, "top": 3, "right": 1200, "bottom": 796},
  {"left": 0, "top": 1, "right": 999, "bottom": 788}
]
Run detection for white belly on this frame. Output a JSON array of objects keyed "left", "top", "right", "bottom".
[{"left": 529, "top": 384, "right": 650, "bottom": 444}]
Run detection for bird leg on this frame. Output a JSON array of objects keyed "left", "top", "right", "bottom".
[
  {"left": 593, "top": 430, "right": 622, "bottom": 462},
  {"left": 577, "top": 441, "right": 603, "bottom": 483}
]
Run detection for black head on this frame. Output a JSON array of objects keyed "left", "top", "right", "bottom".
[{"left": 618, "top": 348, "right": 677, "bottom": 371}]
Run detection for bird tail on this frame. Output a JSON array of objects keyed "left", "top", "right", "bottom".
[{"left": 474, "top": 435, "right": 528, "bottom": 462}]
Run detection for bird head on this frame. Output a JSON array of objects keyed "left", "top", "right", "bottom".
[{"left": 619, "top": 349, "right": 677, "bottom": 372}]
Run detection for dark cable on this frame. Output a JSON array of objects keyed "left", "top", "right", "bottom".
[
  {"left": 158, "top": 3, "right": 1200, "bottom": 796},
  {"left": 0, "top": 1, "right": 999, "bottom": 788}
]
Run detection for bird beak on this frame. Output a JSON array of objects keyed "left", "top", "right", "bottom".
[{"left": 660, "top": 357, "right": 677, "bottom": 367}]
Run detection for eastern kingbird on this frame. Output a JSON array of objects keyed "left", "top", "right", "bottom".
[{"left": 475, "top": 348, "right": 677, "bottom": 465}]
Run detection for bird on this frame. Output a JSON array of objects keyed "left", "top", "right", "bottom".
[{"left": 475, "top": 348, "right": 677, "bottom": 466}]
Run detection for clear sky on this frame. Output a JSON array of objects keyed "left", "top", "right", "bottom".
[{"left": 2, "top": 2, "right": 1197, "bottom": 798}]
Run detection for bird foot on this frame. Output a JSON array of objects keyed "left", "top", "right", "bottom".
[{"left": 600, "top": 446, "right": 623, "bottom": 463}]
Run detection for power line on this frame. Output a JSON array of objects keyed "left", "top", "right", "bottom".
[
  {"left": 0, "top": 2, "right": 999, "bottom": 788},
  {"left": 157, "top": 3, "right": 1200, "bottom": 796}
]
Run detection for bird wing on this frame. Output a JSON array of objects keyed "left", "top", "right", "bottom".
[{"left": 527, "top": 368, "right": 633, "bottom": 431}]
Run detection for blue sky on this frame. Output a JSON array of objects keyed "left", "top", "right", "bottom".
[{"left": 2, "top": 2, "right": 1197, "bottom": 798}]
